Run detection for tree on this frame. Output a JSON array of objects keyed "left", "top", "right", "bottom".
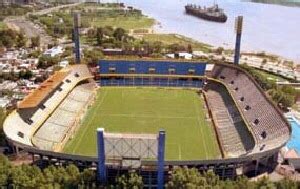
[
  {"left": 276, "top": 177, "right": 298, "bottom": 189},
  {"left": 113, "top": 27, "right": 126, "bottom": 41},
  {"left": 187, "top": 44, "right": 193, "bottom": 54},
  {"left": 96, "top": 27, "right": 105, "bottom": 45},
  {"left": 256, "top": 176, "right": 275, "bottom": 189},
  {"left": 279, "top": 93, "right": 294, "bottom": 108},
  {"left": 0, "top": 108, "right": 7, "bottom": 146},
  {"left": 103, "top": 26, "right": 114, "bottom": 37},
  {"left": 234, "top": 176, "right": 254, "bottom": 189},
  {"left": 83, "top": 49, "right": 103, "bottom": 64},
  {"left": 115, "top": 172, "right": 143, "bottom": 189},
  {"left": 0, "top": 155, "right": 11, "bottom": 187},
  {"left": 87, "top": 28, "right": 97, "bottom": 39},
  {"left": 38, "top": 55, "right": 60, "bottom": 68},
  {"left": 153, "top": 41, "right": 163, "bottom": 54},
  {"left": 167, "top": 43, "right": 185, "bottom": 53},
  {"left": 10, "top": 165, "right": 44, "bottom": 188},
  {"left": 215, "top": 47, "right": 224, "bottom": 55},
  {"left": 19, "top": 70, "right": 32, "bottom": 79},
  {"left": 1, "top": 35, "right": 14, "bottom": 48},
  {"left": 80, "top": 169, "right": 96, "bottom": 187},
  {"left": 166, "top": 167, "right": 207, "bottom": 188},
  {"left": 43, "top": 165, "right": 58, "bottom": 188},
  {"left": 31, "top": 36, "right": 40, "bottom": 48},
  {"left": 65, "top": 164, "right": 80, "bottom": 187},
  {"left": 28, "top": 50, "right": 42, "bottom": 58},
  {"left": 16, "top": 33, "right": 27, "bottom": 48},
  {"left": 262, "top": 58, "right": 267, "bottom": 64}
]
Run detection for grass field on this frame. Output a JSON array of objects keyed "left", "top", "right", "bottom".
[
  {"left": 91, "top": 17, "right": 155, "bottom": 30},
  {"left": 64, "top": 87, "right": 220, "bottom": 160},
  {"left": 143, "top": 34, "right": 212, "bottom": 53}
]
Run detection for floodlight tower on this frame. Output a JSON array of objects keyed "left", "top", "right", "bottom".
[
  {"left": 234, "top": 16, "right": 243, "bottom": 65},
  {"left": 73, "top": 12, "right": 81, "bottom": 64}
]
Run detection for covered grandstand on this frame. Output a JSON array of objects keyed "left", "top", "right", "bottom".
[
  {"left": 3, "top": 65, "right": 95, "bottom": 150},
  {"left": 33, "top": 83, "right": 96, "bottom": 151},
  {"left": 99, "top": 60, "right": 206, "bottom": 88}
]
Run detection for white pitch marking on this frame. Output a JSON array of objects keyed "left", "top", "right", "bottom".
[
  {"left": 193, "top": 97, "right": 208, "bottom": 159},
  {"left": 178, "top": 145, "right": 182, "bottom": 160}
]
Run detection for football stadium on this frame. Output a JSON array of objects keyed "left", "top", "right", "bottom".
[{"left": 3, "top": 60, "right": 291, "bottom": 185}]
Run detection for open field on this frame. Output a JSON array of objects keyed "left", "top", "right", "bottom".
[
  {"left": 91, "top": 16, "right": 155, "bottom": 30},
  {"left": 64, "top": 87, "right": 220, "bottom": 160},
  {"left": 30, "top": 3, "right": 155, "bottom": 37},
  {"left": 143, "top": 34, "right": 212, "bottom": 53}
]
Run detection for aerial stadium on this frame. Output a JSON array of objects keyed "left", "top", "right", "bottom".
[{"left": 2, "top": 59, "right": 291, "bottom": 186}]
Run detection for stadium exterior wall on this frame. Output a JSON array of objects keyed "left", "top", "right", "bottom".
[{"left": 7, "top": 138, "right": 281, "bottom": 182}]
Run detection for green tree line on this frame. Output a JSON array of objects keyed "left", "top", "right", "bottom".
[
  {"left": 0, "top": 154, "right": 145, "bottom": 188},
  {"left": 166, "top": 167, "right": 298, "bottom": 189},
  {"left": 86, "top": 26, "right": 193, "bottom": 57},
  {"left": 1, "top": 156, "right": 299, "bottom": 189}
]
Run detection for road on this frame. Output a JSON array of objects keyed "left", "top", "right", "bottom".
[
  {"left": 4, "top": 3, "right": 82, "bottom": 47},
  {"left": 30, "top": 3, "right": 82, "bottom": 16}
]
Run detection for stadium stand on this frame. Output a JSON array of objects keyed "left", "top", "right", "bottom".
[
  {"left": 210, "top": 64, "right": 290, "bottom": 154},
  {"left": 3, "top": 65, "right": 94, "bottom": 148},
  {"left": 204, "top": 82, "right": 255, "bottom": 157},
  {"left": 99, "top": 60, "right": 207, "bottom": 88},
  {"left": 33, "top": 83, "right": 96, "bottom": 151}
]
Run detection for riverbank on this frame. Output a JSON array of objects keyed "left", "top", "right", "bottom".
[
  {"left": 142, "top": 34, "right": 212, "bottom": 53},
  {"left": 247, "top": 0, "right": 300, "bottom": 7},
  {"left": 121, "top": 0, "right": 300, "bottom": 63}
]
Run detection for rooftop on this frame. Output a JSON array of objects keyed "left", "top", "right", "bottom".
[{"left": 18, "top": 70, "right": 69, "bottom": 109}]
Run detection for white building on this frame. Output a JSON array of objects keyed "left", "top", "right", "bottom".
[
  {"left": 166, "top": 53, "right": 193, "bottom": 60},
  {"left": 43, "top": 46, "right": 64, "bottom": 57},
  {"left": 58, "top": 60, "right": 69, "bottom": 68}
]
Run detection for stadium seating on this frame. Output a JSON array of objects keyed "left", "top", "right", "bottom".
[
  {"left": 205, "top": 82, "right": 255, "bottom": 157},
  {"left": 100, "top": 77, "right": 204, "bottom": 88},
  {"left": 211, "top": 64, "right": 290, "bottom": 153},
  {"left": 3, "top": 65, "right": 94, "bottom": 147},
  {"left": 99, "top": 60, "right": 206, "bottom": 88},
  {"left": 33, "top": 83, "right": 96, "bottom": 151}
]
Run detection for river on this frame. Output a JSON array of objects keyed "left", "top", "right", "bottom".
[{"left": 119, "top": 0, "right": 300, "bottom": 62}]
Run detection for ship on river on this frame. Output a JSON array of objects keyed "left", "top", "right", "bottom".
[{"left": 185, "top": 4, "right": 227, "bottom": 23}]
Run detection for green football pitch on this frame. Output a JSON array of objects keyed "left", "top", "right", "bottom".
[{"left": 64, "top": 87, "right": 221, "bottom": 160}]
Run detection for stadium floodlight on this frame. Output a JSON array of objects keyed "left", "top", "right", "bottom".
[
  {"left": 97, "top": 128, "right": 106, "bottom": 184},
  {"left": 73, "top": 12, "right": 81, "bottom": 64},
  {"left": 234, "top": 16, "right": 243, "bottom": 65}
]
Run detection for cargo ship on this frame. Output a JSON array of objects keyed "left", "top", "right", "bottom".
[{"left": 185, "top": 4, "right": 227, "bottom": 23}]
